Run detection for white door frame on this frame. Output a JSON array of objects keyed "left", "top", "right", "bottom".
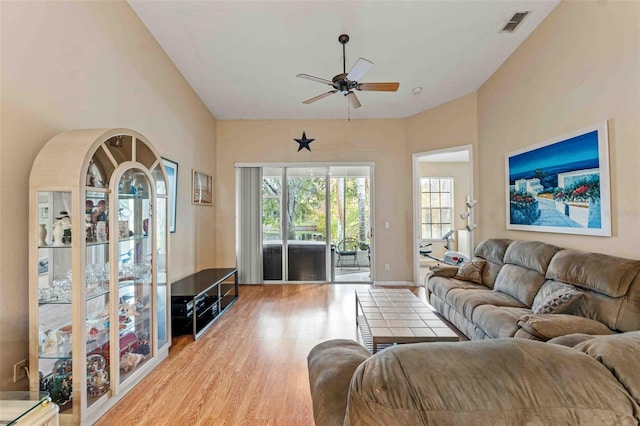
[{"left": 412, "top": 145, "right": 474, "bottom": 285}]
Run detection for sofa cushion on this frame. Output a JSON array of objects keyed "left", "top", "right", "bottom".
[
  {"left": 494, "top": 264, "right": 547, "bottom": 307},
  {"left": 574, "top": 331, "right": 640, "bottom": 407},
  {"left": 573, "top": 287, "right": 625, "bottom": 332},
  {"left": 446, "top": 288, "right": 525, "bottom": 319},
  {"left": 504, "top": 240, "right": 562, "bottom": 275},
  {"left": 547, "top": 333, "right": 596, "bottom": 347},
  {"left": 473, "top": 239, "right": 511, "bottom": 288},
  {"left": 472, "top": 306, "right": 532, "bottom": 338},
  {"left": 307, "top": 339, "right": 370, "bottom": 426},
  {"left": 454, "top": 260, "right": 486, "bottom": 284},
  {"left": 492, "top": 241, "right": 561, "bottom": 307},
  {"left": 546, "top": 249, "right": 640, "bottom": 297},
  {"left": 531, "top": 286, "right": 583, "bottom": 314},
  {"left": 427, "top": 276, "right": 487, "bottom": 302},
  {"left": 517, "top": 314, "right": 615, "bottom": 341},
  {"left": 345, "top": 339, "right": 640, "bottom": 425}
]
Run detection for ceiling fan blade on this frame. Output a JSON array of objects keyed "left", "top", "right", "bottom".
[
  {"left": 303, "top": 90, "right": 338, "bottom": 104},
  {"left": 346, "top": 58, "right": 373, "bottom": 82},
  {"left": 347, "top": 91, "right": 361, "bottom": 109},
  {"left": 357, "top": 82, "right": 400, "bottom": 92},
  {"left": 297, "top": 74, "right": 333, "bottom": 85}
]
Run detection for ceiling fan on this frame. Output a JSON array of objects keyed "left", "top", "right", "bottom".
[{"left": 296, "top": 34, "right": 399, "bottom": 109}]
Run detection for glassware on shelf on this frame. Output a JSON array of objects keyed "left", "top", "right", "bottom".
[{"left": 86, "top": 354, "right": 109, "bottom": 398}]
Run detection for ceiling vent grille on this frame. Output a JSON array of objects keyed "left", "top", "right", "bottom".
[{"left": 500, "top": 11, "right": 530, "bottom": 33}]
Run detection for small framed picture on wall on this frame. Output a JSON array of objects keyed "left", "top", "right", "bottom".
[{"left": 192, "top": 170, "right": 213, "bottom": 206}]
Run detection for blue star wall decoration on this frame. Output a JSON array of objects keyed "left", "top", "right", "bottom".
[{"left": 294, "top": 131, "right": 315, "bottom": 152}]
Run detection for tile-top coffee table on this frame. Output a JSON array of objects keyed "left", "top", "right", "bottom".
[{"left": 356, "top": 288, "right": 459, "bottom": 353}]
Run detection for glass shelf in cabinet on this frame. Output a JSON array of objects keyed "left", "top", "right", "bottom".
[
  {"left": 86, "top": 286, "right": 111, "bottom": 301},
  {"left": 38, "top": 286, "right": 110, "bottom": 305},
  {"left": 118, "top": 234, "right": 148, "bottom": 243},
  {"left": 86, "top": 333, "right": 110, "bottom": 355},
  {"left": 38, "top": 243, "right": 71, "bottom": 249},
  {"left": 86, "top": 240, "right": 110, "bottom": 248},
  {"left": 118, "top": 193, "right": 150, "bottom": 200},
  {"left": 38, "top": 298, "right": 72, "bottom": 305},
  {"left": 38, "top": 353, "right": 72, "bottom": 360}
]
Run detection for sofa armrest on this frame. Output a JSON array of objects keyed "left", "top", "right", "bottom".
[
  {"left": 307, "top": 339, "right": 370, "bottom": 426},
  {"left": 429, "top": 264, "right": 459, "bottom": 278},
  {"left": 517, "top": 314, "right": 615, "bottom": 341}
]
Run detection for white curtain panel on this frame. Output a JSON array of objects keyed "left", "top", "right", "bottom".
[{"left": 236, "top": 167, "right": 263, "bottom": 284}]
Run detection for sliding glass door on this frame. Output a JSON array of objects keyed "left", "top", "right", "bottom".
[
  {"left": 286, "top": 167, "right": 328, "bottom": 281},
  {"left": 256, "top": 164, "right": 372, "bottom": 283},
  {"left": 329, "top": 166, "right": 372, "bottom": 283}
]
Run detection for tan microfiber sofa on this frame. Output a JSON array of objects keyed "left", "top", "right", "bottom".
[
  {"left": 307, "top": 332, "right": 640, "bottom": 425},
  {"left": 426, "top": 239, "right": 640, "bottom": 341}
]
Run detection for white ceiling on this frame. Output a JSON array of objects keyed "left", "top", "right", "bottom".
[{"left": 128, "top": 0, "right": 559, "bottom": 121}]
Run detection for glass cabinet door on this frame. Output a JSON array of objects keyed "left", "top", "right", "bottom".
[
  {"left": 36, "top": 191, "right": 73, "bottom": 411},
  {"left": 85, "top": 190, "right": 111, "bottom": 407},
  {"left": 153, "top": 163, "right": 168, "bottom": 349},
  {"left": 116, "top": 168, "right": 153, "bottom": 384}
]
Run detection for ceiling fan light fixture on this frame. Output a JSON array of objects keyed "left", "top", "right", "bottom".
[{"left": 296, "top": 34, "right": 399, "bottom": 111}]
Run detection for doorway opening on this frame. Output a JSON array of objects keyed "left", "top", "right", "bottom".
[{"left": 412, "top": 146, "right": 475, "bottom": 285}]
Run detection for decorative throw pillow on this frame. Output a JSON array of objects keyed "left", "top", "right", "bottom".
[
  {"left": 532, "top": 287, "right": 583, "bottom": 314},
  {"left": 454, "top": 260, "right": 486, "bottom": 284},
  {"left": 429, "top": 265, "right": 459, "bottom": 278}
]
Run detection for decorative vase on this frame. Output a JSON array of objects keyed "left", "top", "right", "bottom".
[
  {"left": 52, "top": 220, "right": 64, "bottom": 246},
  {"left": 39, "top": 224, "right": 48, "bottom": 246}
]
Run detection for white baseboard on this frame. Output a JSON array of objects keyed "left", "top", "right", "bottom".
[{"left": 373, "top": 280, "right": 416, "bottom": 287}]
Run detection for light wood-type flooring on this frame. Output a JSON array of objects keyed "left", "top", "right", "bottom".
[{"left": 95, "top": 284, "right": 423, "bottom": 425}]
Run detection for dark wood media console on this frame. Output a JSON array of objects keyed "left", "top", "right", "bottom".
[{"left": 171, "top": 268, "right": 238, "bottom": 340}]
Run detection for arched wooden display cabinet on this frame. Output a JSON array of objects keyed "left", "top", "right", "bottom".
[{"left": 29, "top": 129, "right": 171, "bottom": 425}]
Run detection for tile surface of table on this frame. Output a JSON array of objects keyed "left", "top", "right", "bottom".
[{"left": 356, "top": 288, "right": 458, "bottom": 352}]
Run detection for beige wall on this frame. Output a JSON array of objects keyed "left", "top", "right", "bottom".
[
  {"left": 216, "top": 119, "right": 413, "bottom": 282},
  {"left": 477, "top": 0, "right": 640, "bottom": 259},
  {"left": 0, "top": 1, "right": 217, "bottom": 390},
  {"left": 406, "top": 93, "right": 478, "bottom": 156}
]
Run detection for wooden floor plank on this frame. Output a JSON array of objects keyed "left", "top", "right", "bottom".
[{"left": 94, "top": 283, "right": 379, "bottom": 425}]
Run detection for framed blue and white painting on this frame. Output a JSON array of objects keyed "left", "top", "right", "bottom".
[{"left": 505, "top": 121, "right": 611, "bottom": 236}]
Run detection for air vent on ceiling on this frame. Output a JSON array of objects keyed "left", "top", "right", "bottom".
[{"left": 500, "top": 11, "right": 530, "bottom": 33}]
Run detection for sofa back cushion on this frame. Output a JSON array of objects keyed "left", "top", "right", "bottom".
[
  {"left": 473, "top": 239, "right": 512, "bottom": 289},
  {"left": 546, "top": 249, "right": 640, "bottom": 331},
  {"left": 546, "top": 249, "right": 640, "bottom": 297},
  {"left": 494, "top": 241, "right": 561, "bottom": 306}
]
